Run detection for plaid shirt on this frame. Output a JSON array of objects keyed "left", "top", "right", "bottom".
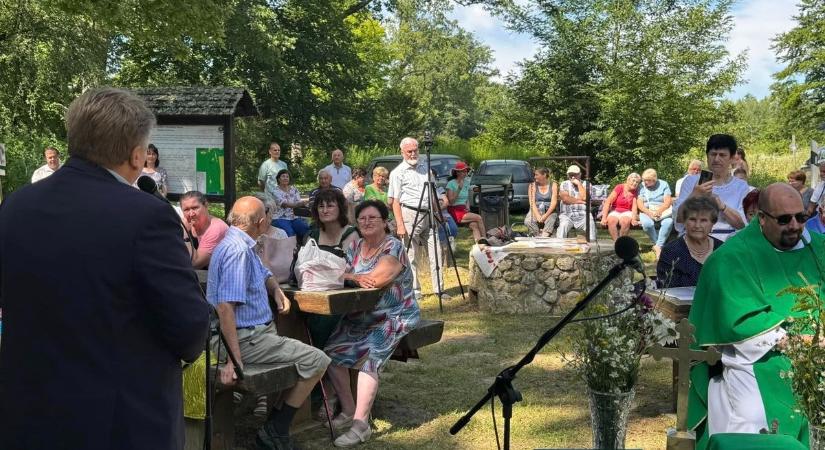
[
  {"left": 559, "top": 180, "right": 591, "bottom": 221},
  {"left": 206, "top": 226, "right": 273, "bottom": 328}
]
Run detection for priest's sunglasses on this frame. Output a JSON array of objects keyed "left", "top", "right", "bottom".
[{"left": 759, "top": 210, "right": 807, "bottom": 226}]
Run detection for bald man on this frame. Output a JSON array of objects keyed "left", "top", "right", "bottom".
[
  {"left": 686, "top": 183, "right": 822, "bottom": 449},
  {"left": 323, "top": 148, "right": 351, "bottom": 189},
  {"left": 207, "top": 196, "right": 330, "bottom": 450}
]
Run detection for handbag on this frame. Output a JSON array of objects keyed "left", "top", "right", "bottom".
[
  {"left": 257, "top": 233, "right": 297, "bottom": 283},
  {"left": 294, "top": 238, "right": 347, "bottom": 291}
]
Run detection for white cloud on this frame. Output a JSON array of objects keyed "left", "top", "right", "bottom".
[
  {"left": 451, "top": 5, "right": 540, "bottom": 81},
  {"left": 726, "top": 0, "right": 798, "bottom": 99}
]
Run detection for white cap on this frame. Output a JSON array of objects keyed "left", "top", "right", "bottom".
[{"left": 566, "top": 165, "right": 581, "bottom": 174}]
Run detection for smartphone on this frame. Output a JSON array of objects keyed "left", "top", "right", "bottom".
[{"left": 698, "top": 170, "right": 713, "bottom": 185}]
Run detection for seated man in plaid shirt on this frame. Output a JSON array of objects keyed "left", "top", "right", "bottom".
[
  {"left": 556, "top": 165, "right": 597, "bottom": 240},
  {"left": 207, "top": 196, "right": 330, "bottom": 450}
]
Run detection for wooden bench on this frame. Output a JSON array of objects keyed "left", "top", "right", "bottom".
[
  {"left": 392, "top": 319, "right": 445, "bottom": 362},
  {"left": 185, "top": 363, "right": 299, "bottom": 450}
]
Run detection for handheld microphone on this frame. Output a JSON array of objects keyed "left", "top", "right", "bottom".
[
  {"left": 614, "top": 236, "right": 645, "bottom": 275},
  {"left": 136, "top": 175, "right": 168, "bottom": 203}
]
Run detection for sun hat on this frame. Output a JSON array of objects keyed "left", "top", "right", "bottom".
[{"left": 451, "top": 161, "right": 470, "bottom": 176}]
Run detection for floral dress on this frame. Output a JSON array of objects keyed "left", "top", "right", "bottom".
[
  {"left": 271, "top": 186, "right": 301, "bottom": 220},
  {"left": 324, "top": 236, "right": 420, "bottom": 373}
]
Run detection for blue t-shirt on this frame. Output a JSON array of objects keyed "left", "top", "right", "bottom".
[
  {"left": 639, "top": 180, "right": 672, "bottom": 209},
  {"left": 805, "top": 215, "right": 825, "bottom": 234},
  {"left": 446, "top": 178, "right": 471, "bottom": 206}
]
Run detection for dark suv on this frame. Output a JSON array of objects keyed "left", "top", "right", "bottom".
[
  {"left": 365, "top": 154, "right": 462, "bottom": 188},
  {"left": 471, "top": 160, "right": 533, "bottom": 212}
]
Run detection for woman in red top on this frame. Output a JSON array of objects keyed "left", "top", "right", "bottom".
[{"left": 600, "top": 173, "right": 641, "bottom": 240}]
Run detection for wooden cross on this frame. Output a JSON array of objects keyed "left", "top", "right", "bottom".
[{"left": 648, "top": 319, "right": 722, "bottom": 450}]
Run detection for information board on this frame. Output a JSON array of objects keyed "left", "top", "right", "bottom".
[{"left": 148, "top": 125, "right": 225, "bottom": 195}]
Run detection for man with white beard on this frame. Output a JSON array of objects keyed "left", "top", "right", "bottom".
[{"left": 387, "top": 137, "right": 441, "bottom": 300}]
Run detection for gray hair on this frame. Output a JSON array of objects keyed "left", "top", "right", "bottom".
[
  {"left": 66, "top": 88, "right": 156, "bottom": 167},
  {"left": 679, "top": 195, "right": 719, "bottom": 223},
  {"left": 252, "top": 192, "right": 277, "bottom": 217},
  {"left": 317, "top": 169, "right": 331, "bottom": 181},
  {"left": 227, "top": 209, "right": 261, "bottom": 228}
]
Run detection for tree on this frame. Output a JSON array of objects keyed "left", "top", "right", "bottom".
[
  {"left": 494, "top": 0, "right": 743, "bottom": 181},
  {"left": 772, "top": 0, "right": 825, "bottom": 136}
]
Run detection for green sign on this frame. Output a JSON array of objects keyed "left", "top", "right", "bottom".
[{"left": 196, "top": 147, "right": 224, "bottom": 195}]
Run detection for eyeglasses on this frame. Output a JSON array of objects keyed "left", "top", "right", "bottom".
[
  {"left": 759, "top": 210, "right": 807, "bottom": 226},
  {"left": 357, "top": 216, "right": 383, "bottom": 223}
]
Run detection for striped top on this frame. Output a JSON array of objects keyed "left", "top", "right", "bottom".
[{"left": 207, "top": 226, "right": 274, "bottom": 328}]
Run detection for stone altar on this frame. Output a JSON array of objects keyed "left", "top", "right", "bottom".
[{"left": 468, "top": 238, "right": 629, "bottom": 314}]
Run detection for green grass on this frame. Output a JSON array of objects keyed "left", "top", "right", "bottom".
[{"left": 229, "top": 217, "right": 672, "bottom": 449}]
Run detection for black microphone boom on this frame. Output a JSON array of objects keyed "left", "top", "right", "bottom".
[{"left": 136, "top": 175, "right": 168, "bottom": 203}]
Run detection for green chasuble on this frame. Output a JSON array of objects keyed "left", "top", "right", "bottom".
[{"left": 687, "top": 220, "right": 825, "bottom": 450}]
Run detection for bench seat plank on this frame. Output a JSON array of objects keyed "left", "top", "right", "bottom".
[
  {"left": 213, "top": 363, "right": 298, "bottom": 395},
  {"left": 392, "top": 319, "right": 444, "bottom": 362}
]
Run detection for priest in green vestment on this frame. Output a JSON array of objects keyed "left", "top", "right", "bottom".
[{"left": 687, "top": 183, "right": 825, "bottom": 449}]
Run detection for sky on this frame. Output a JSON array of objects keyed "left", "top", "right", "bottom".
[{"left": 451, "top": 0, "right": 799, "bottom": 100}]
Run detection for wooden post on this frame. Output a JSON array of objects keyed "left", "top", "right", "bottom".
[{"left": 648, "top": 319, "right": 722, "bottom": 450}]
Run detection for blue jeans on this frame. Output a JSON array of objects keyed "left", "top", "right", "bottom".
[
  {"left": 437, "top": 213, "right": 458, "bottom": 243},
  {"left": 272, "top": 217, "right": 310, "bottom": 240},
  {"left": 639, "top": 213, "right": 673, "bottom": 247}
]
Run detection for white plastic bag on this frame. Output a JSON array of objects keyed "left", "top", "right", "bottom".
[{"left": 294, "top": 239, "right": 347, "bottom": 291}]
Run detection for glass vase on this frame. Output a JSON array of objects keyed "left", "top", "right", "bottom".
[
  {"left": 588, "top": 387, "right": 635, "bottom": 449},
  {"left": 811, "top": 424, "right": 825, "bottom": 450}
]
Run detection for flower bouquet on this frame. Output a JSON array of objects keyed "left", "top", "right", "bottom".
[
  {"left": 778, "top": 283, "right": 825, "bottom": 448},
  {"left": 565, "top": 276, "right": 676, "bottom": 448}
]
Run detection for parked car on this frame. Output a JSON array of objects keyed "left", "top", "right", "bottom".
[
  {"left": 470, "top": 160, "right": 533, "bottom": 212},
  {"left": 365, "top": 154, "right": 462, "bottom": 188}
]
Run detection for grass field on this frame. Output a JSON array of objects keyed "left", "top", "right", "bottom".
[{"left": 232, "top": 223, "right": 674, "bottom": 449}]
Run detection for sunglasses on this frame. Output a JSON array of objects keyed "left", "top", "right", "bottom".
[{"left": 759, "top": 210, "right": 807, "bottom": 226}]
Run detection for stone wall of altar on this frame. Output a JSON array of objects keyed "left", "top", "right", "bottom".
[{"left": 468, "top": 240, "right": 631, "bottom": 314}]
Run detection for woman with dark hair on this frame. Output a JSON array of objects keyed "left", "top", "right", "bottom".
[
  {"left": 657, "top": 196, "right": 723, "bottom": 288},
  {"left": 343, "top": 167, "right": 367, "bottom": 224},
  {"left": 524, "top": 167, "right": 558, "bottom": 237},
  {"left": 445, "top": 161, "right": 487, "bottom": 243},
  {"left": 302, "top": 188, "right": 360, "bottom": 423},
  {"left": 323, "top": 200, "right": 420, "bottom": 446},
  {"left": 732, "top": 148, "right": 749, "bottom": 175},
  {"left": 142, "top": 144, "right": 168, "bottom": 197},
  {"left": 270, "top": 169, "right": 310, "bottom": 240}
]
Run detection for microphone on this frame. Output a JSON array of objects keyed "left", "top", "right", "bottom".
[
  {"left": 614, "top": 236, "right": 645, "bottom": 275},
  {"left": 136, "top": 175, "right": 168, "bottom": 203}
]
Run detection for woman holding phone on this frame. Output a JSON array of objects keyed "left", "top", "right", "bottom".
[{"left": 672, "top": 134, "right": 749, "bottom": 242}]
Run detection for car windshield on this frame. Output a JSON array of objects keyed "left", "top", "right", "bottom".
[{"left": 479, "top": 164, "right": 532, "bottom": 183}]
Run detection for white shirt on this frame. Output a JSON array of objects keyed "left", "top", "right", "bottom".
[
  {"left": 673, "top": 174, "right": 750, "bottom": 241},
  {"left": 674, "top": 174, "right": 688, "bottom": 198},
  {"left": 811, "top": 181, "right": 825, "bottom": 206},
  {"left": 387, "top": 161, "right": 432, "bottom": 207},
  {"left": 31, "top": 164, "right": 59, "bottom": 183},
  {"left": 323, "top": 163, "right": 352, "bottom": 189}
]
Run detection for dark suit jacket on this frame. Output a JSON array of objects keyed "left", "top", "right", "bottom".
[{"left": 0, "top": 157, "right": 211, "bottom": 450}]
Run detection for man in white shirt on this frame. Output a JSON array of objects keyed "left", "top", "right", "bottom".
[
  {"left": 31, "top": 147, "right": 61, "bottom": 183},
  {"left": 388, "top": 137, "right": 440, "bottom": 300},
  {"left": 257, "top": 142, "right": 288, "bottom": 197},
  {"left": 673, "top": 134, "right": 748, "bottom": 241},
  {"left": 323, "top": 149, "right": 351, "bottom": 189}
]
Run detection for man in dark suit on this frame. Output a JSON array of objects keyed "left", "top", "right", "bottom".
[{"left": 0, "top": 88, "right": 211, "bottom": 450}]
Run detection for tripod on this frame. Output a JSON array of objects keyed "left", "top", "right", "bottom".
[{"left": 404, "top": 132, "right": 465, "bottom": 312}]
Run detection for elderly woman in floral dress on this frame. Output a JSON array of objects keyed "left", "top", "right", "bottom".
[{"left": 323, "top": 200, "right": 420, "bottom": 447}]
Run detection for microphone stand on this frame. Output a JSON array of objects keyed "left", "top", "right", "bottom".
[{"left": 450, "top": 259, "right": 631, "bottom": 449}]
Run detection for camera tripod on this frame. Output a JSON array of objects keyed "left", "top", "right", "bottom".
[{"left": 404, "top": 131, "right": 465, "bottom": 313}]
